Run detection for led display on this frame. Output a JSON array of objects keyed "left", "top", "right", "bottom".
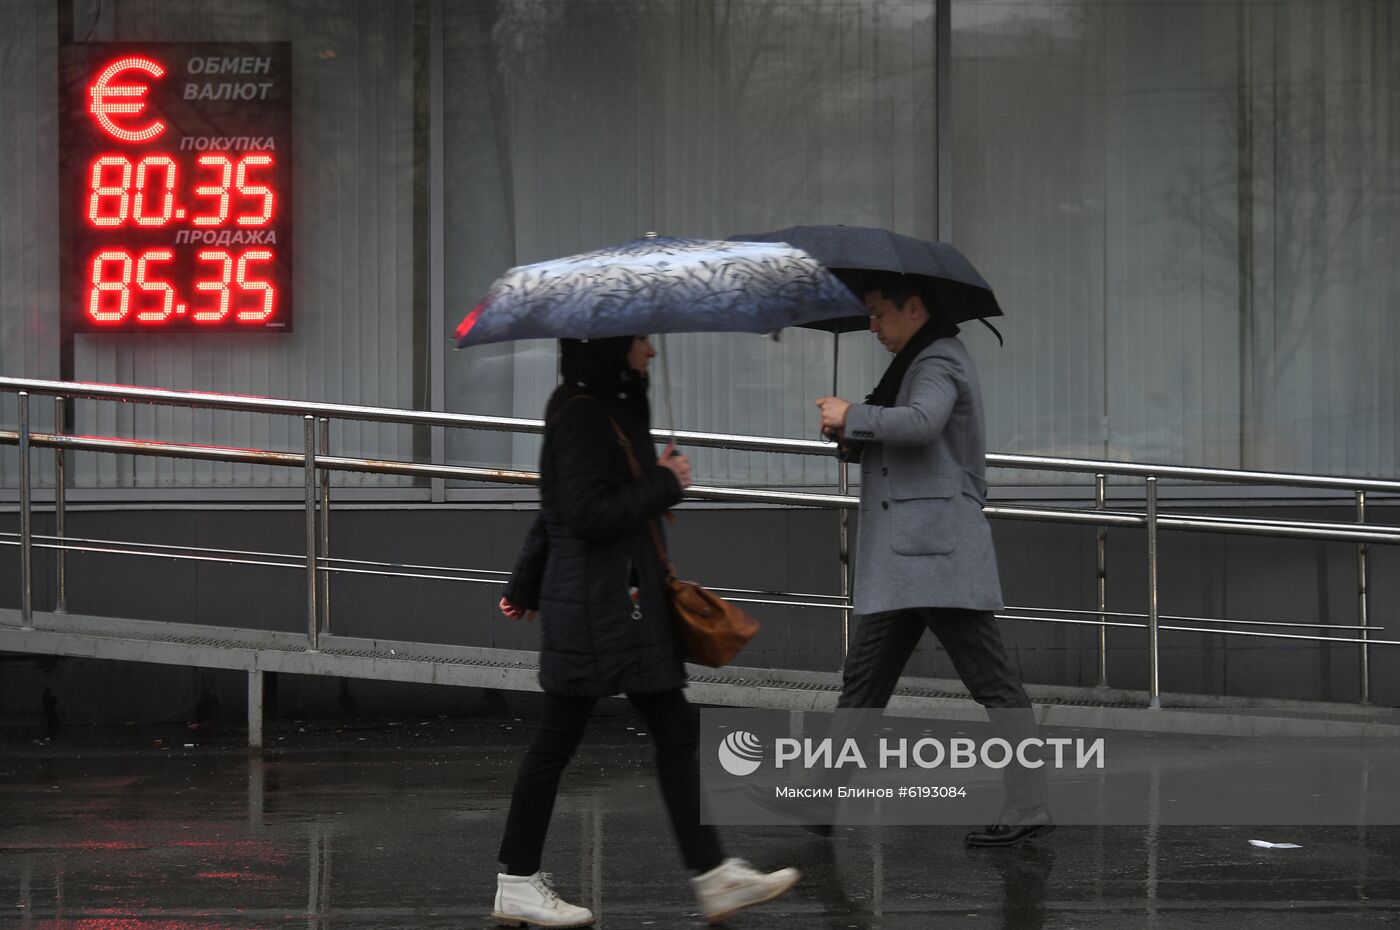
[{"left": 60, "top": 43, "right": 293, "bottom": 332}]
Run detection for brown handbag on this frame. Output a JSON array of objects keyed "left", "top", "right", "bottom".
[{"left": 607, "top": 417, "right": 759, "bottom": 667}]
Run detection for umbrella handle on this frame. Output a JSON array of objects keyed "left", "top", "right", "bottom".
[
  {"left": 833, "top": 329, "right": 839, "bottom": 396},
  {"left": 658, "top": 333, "right": 676, "bottom": 442}
]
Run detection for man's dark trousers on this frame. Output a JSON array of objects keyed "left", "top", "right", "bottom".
[{"left": 836, "top": 606, "right": 1046, "bottom": 811}]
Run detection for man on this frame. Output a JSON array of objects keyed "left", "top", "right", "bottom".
[{"left": 813, "top": 271, "right": 1051, "bottom": 847}]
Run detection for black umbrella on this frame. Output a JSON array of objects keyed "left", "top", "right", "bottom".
[{"left": 727, "top": 225, "right": 1003, "bottom": 335}]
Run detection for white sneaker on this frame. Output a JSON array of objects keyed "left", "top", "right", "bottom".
[
  {"left": 691, "top": 858, "right": 800, "bottom": 924},
  {"left": 492, "top": 871, "right": 595, "bottom": 928}
]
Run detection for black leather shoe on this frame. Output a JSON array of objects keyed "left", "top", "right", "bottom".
[{"left": 964, "top": 805, "right": 1056, "bottom": 847}]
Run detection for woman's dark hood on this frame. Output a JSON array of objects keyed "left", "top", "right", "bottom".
[{"left": 545, "top": 336, "right": 650, "bottom": 423}]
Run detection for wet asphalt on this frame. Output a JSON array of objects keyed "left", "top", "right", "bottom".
[{"left": 2, "top": 712, "right": 1398, "bottom": 929}]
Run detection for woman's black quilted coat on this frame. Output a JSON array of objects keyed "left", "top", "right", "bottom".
[{"left": 502, "top": 339, "right": 685, "bottom": 697}]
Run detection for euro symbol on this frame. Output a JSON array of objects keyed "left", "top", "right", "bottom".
[{"left": 90, "top": 56, "right": 167, "bottom": 143}]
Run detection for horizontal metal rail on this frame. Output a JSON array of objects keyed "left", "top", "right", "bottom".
[
  {"left": 994, "top": 611, "right": 1400, "bottom": 646},
  {"left": 986, "top": 451, "right": 1400, "bottom": 494},
  {"left": 0, "top": 376, "right": 823, "bottom": 456},
  {"left": 998, "top": 604, "right": 1380, "bottom": 632},
  {"left": 10, "top": 521, "right": 1380, "bottom": 637},
  {"left": 7, "top": 430, "right": 1400, "bottom": 546},
  {"left": 0, "top": 531, "right": 868, "bottom": 612},
  {"left": 5, "top": 529, "right": 1390, "bottom": 643},
  {"left": 2, "top": 376, "right": 1397, "bottom": 708},
  {"left": 5, "top": 376, "right": 1400, "bottom": 494}
]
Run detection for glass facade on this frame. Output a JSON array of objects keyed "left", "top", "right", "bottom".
[
  {"left": 3, "top": 0, "right": 424, "bottom": 490},
  {"left": 443, "top": 0, "right": 937, "bottom": 485},
  {"left": 1, "top": 0, "right": 1396, "bottom": 493},
  {"left": 956, "top": 1, "right": 1399, "bottom": 477}
]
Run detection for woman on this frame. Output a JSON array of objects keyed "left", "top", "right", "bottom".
[{"left": 492, "top": 335, "right": 799, "bottom": 928}]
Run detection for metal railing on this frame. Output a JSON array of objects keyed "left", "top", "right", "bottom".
[{"left": 3, "top": 375, "right": 1399, "bottom": 707}]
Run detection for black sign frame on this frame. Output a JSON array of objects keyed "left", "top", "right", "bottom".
[{"left": 59, "top": 41, "right": 294, "bottom": 334}]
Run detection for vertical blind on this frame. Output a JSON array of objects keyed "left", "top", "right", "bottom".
[
  {"left": 3, "top": 0, "right": 1397, "bottom": 493},
  {"left": 0, "top": 0, "right": 61, "bottom": 490},
  {"left": 444, "top": 0, "right": 941, "bottom": 486},
  {"left": 954, "top": 0, "right": 1399, "bottom": 480},
  {"left": 3, "top": 0, "right": 422, "bottom": 490}
]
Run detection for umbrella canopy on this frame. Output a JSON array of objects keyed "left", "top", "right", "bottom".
[
  {"left": 727, "top": 225, "right": 1003, "bottom": 333},
  {"left": 454, "top": 234, "right": 864, "bottom": 348}
]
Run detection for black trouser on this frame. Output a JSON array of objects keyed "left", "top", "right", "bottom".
[
  {"left": 835, "top": 607, "right": 1047, "bottom": 811},
  {"left": 498, "top": 688, "right": 725, "bottom": 876}
]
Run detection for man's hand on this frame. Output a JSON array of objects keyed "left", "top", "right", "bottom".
[
  {"left": 499, "top": 596, "right": 537, "bottom": 621},
  {"left": 815, "top": 396, "right": 852, "bottom": 437},
  {"left": 657, "top": 440, "right": 693, "bottom": 490}
]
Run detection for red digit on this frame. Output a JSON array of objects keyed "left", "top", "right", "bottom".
[
  {"left": 88, "top": 156, "right": 132, "bottom": 227},
  {"left": 191, "top": 155, "right": 233, "bottom": 226},
  {"left": 235, "top": 249, "right": 276, "bottom": 322},
  {"left": 135, "top": 249, "right": 176, "bottom": 322},
  {"left": 87, "top": 250, "right": 133, "bottom": 322},
  {"left": 234, "top": 155, "right": 275, "bottom": 227},
  {"left": 194, "top": 249, "right": 233, "bottom": 322},
  {"left": 133, "top": 155, "right": 177, "bottom": 227}
]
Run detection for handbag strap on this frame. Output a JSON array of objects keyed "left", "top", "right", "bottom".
[
  {"left": 605, "top": 416, "right": 679, "bottom": 582},
  {"left": 553, "top": 394, "right": 679, "bottom": 579}
]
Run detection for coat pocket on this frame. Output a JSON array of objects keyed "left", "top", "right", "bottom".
[{"left": 887, "top": 476, "right": 959, "bottom": 556}]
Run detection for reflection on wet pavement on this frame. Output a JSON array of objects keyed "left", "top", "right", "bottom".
[{"left": 1, "top": 715, "right": 1397, "bottom": 928}]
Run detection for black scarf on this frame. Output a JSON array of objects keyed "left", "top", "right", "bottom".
[{"left": 841, "top": 317, "right": 959, "bottom": 462}]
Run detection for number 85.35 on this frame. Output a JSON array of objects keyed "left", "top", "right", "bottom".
[{"left": 87, "top": 248, "right": 276, "bottom": 324}]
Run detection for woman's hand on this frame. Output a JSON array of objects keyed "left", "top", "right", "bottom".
[
  {"left": 499, "top": 596, "right": 537, "bottom": 621},
  {"left": 657, "top": 441, "right": 693, "bottom": 490}
]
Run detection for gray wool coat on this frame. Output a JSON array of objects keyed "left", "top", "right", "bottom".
[{"left": 843, "top": 337, "right": 1004, "bottom": 615}]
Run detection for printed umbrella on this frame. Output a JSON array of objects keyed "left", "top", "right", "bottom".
[{"left": 454, "top": 234, "right": 864, "bottom": 348}]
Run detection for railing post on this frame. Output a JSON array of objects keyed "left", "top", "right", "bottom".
[
  {"left": 248, "top": 668, "right": 264, "bottom": 750},
  {"left": 304, "top": 416, "right": 319, "bottom": 652},
  {"left": 832, "top": 332, "right": 851, "bottom": 660},
  {"left": 319, "top": 418, "right": 331, "bottom": 635},
  {"left": 18, "top": 392, "right": 33, "bottom": 629},
  {"left": 54, "top": 397, "right": 67, "bottom": 614},
  {"left": 1357, "top": 490, "right": 1370, "bottom": 705},
  {"left": 838, "top": 459, "right": 851, "bottom": 660},
  {"left": 1095, "top": 473, "right": 1107, "bottom": 688},
  {"left": 1146, "top": 476, "right": 1161, "bottom": 708}
]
